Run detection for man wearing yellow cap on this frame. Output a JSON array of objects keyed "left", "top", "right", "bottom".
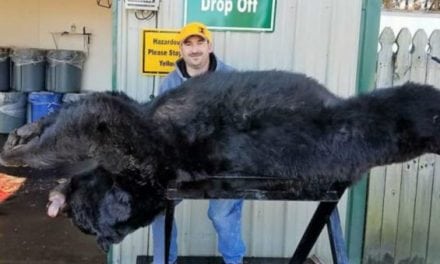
[{"left": 151, "top": 22, "right": 246, "bottom": 264}]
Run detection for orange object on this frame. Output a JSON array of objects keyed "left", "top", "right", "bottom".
[{"left": 0, "top": 173, "right": 26, "bottom": 203}]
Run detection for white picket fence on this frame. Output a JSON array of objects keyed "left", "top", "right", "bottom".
[{"left": 364, "top": 27, "right": 440, "bottom": 263}]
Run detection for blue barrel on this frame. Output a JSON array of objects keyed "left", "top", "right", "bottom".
[
  {"left": 27, "top": 92, "right": 62, "bottom": 123},
  {"left": 0, "top": 92, "right": 26, "bottom": 133}
]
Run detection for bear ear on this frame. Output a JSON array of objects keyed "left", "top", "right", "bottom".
[
  {"left": 100, "top": 186, "right": 132, "bottom": 223},
  {"left": 95, "top": 188, "right": 133, "bottom": 252}
]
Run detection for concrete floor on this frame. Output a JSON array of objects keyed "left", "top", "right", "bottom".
[{"left": 0, "top": 173, "right": 106, "bottom": 264}]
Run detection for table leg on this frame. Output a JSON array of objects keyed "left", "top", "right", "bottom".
[
  {"left": 290, "top": 201, "right": 338, "bottom": 264},
  {"left": 164, "top": 200, "right": 175, "bottom": 264}
]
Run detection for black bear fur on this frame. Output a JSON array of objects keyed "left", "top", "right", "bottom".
[{"left": 2, "top": 70, "right": 440, "bottom": 251}]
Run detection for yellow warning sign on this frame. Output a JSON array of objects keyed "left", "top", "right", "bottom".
[{"left": 141, "top": 29, "right": 180, "bottom": 76}]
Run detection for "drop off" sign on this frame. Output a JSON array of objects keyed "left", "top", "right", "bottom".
[{"left": 184, "top": 0, "right": 276, "bottom": 31}]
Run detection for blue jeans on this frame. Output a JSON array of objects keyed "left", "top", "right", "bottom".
[{"left": 152, "top": 199, "right": 245, "bottom": 264}]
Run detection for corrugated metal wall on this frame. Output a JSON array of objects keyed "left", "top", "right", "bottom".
[{"left": 112, "top": 0, "right": 363, "bottom": 263}]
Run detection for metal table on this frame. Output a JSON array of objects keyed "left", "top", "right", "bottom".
[{"left": 164, "top": 176, "right": 349, "bottom": 264}]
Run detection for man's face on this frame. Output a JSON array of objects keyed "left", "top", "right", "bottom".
[{"left": 180, "top": 35, "right": 213, "bottom": 70}]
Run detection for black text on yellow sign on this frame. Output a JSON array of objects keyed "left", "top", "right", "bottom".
[{"left": 142, "top": 29, "right": 181, "bottom": 76}]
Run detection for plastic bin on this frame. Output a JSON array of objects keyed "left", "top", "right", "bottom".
[
  {"left": 27, "top": 92, "right": 62, "bottom": 123},
  {"left": 0, "top": 92, "right": 26, "bottom": 133},
  {"left": 10, "top": 48, "right": 46, "bottom": 92},
  {"left": 0, "top": 47, "right": 10, "bottom": 91},
  {"left": 62, "top": 93, "right": 87, "bottom": 104},
  {"left": 46, "top": 50, "right": 86, "bottom": 93}
]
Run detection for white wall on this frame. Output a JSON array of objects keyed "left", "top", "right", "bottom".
[{"left": 0, "top": 0, "right": 112, "bottom": 92}]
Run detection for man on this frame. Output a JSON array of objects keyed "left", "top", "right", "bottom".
[{"left": 151, "top": 22, "right": 246, "bottom": 264}]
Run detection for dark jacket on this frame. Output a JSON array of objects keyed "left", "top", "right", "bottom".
[{"left": 159, "top": 53, "right": 234, "bottom": 94}]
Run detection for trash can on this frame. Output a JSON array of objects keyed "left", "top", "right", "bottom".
[
  {"left": 27, "top": 91, "right": 62, "bottom": 123},
  {"left": 46, "top": 50, "right": 86, "bottom": 93},
  {"left": 0, "top": 47, "right": 10, "bottom": 91},
  {"left": 0, "top": 92, "right": 26, "bottom": 133},
  {"left": 10, "top": 48, "right": 46, "bottom": 92}
]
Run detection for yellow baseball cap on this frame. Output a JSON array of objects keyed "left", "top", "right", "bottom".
[{"left": 178, "top": 22, "right": 212, "bottom": 43}]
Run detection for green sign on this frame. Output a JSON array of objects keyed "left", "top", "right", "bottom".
[{"left": 184, "top": 0, "right": 276, "bottom": 31}]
